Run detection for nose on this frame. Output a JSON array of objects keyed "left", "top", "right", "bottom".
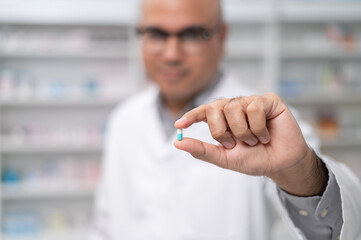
[{"left": 162, "top": 36, "right": 182, "bottom": 61}]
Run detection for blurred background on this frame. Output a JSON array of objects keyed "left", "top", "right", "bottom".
[{"left": 0, "top": 0, "right": 361, "bottom": 239}]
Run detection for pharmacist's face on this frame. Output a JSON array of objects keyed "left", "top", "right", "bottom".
[{"left": 139, "top": 0, "right": 227, "bottom": 103}]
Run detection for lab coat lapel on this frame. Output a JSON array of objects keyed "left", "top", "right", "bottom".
[
  {"left": 142, "top": 87, "right": 173, "bottom": 161},
  {"left": 142, "top": 73, "right": 251, "bottom": 162}
]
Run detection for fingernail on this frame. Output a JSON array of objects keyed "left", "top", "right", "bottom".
[
  {"left": 245, "top": 139, "right": 257, "bottom": 146},
  {"left": 222, "top": 141, "right": 235, "bottom": 149},
  {"left": 175, "top": 117, "right": 187, "bottom": 125},
  {"left": 259, "top": 137, "right": 269, "bottom": 144}
]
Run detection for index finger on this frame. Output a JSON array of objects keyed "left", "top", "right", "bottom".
[{"left": 174, "top": 104, "right": 207, "bottom": 129}]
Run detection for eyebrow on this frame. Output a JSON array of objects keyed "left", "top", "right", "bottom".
[{"left": 139, "top": 25, "right": 209, "bottom": 34}]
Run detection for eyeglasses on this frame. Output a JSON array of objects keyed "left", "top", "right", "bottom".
[{"left": 136, "top": 25, "right": 221, "bottom": 56}]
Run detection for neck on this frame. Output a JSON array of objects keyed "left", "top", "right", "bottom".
[
  {"left": 161, "top": 72, "right": 221, "bottom": 117},
  {"left": 163, "top": 96, "right": 193, "bottom": 117}
]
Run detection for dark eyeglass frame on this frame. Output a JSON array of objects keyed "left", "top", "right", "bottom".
[{"left": 136, "top": 25, "right": 222, "bottom": 41}]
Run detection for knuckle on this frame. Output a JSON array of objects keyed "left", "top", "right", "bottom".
[
  {"left": 247, "top": 104, "right": 260, "bottom": 114},
  {"left": 212, "top": 98, "right": 227, "bottom": 107},
  {"left": 238, "top": 96, "right": 254, "bottom": 109},
  {"left": 233, "top": 127, "right": 249, "bottom": 140},
  {"left": 199, "top": 104, "right": 207, "bottom": 110},
  {"left": 215, "top": 98, "right": 227, "bottom": 104},
  {"left": 211, "top": 130, "right": 226, "bottom": 140},
  {"left": 237, "top": 96, "right": 247, "bottom": 105},
  {"left": 251, "top": 127, "right": 264, "bottom": 136},
  {"left": 266, "top": 92, "right": 278, "bottom": 98},
  {"left": 224, "top": 101, "right": 237, "bottom": 114},
  {"left": 206, "top": 102, "right": 218, "bottom": 112},
  {"left": 234, "top": 132, "right": 246, "bottom": 140},
  {"left": 194, "top": 104, "right": 207, "bottom": 117},
  {"left": 266, "top": 92, "right": 281, "bottom": 101},
  {"left": 253, "top": 95, "right": 264, "bottom": 103},
  {"left": 223, "top": 104, "right": 231, "bottom": 114}
]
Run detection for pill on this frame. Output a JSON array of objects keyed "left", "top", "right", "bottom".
[{"left": 177, "top": 128, "right": 183, "bottom": 141}]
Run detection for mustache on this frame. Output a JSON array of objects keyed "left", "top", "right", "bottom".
[{"left": 158, "top": 65, "right": 189, "bottom": 73}]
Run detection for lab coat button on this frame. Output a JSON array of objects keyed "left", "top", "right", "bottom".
[
  {"left": 320, "top": 208, "right": 328, "bottom": 218},
  {"left": 298, "top": 209, "right": 309, "bottom": 216}
]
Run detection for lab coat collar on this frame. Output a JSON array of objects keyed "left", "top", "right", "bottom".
[{"left": 142, "top": 71, "right": 257, "bottom": 162}]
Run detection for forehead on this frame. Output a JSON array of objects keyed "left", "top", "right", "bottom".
[{"left": 141, "top": 0, "right": 220, "bottom": 30}]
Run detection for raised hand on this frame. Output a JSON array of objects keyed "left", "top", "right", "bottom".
[{"left": 174, "top": 93, "right": 327, "bottom": 196}]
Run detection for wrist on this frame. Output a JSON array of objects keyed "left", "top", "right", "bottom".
[{"left": 270, "top": 147, "right": 329, "bottom": 197}]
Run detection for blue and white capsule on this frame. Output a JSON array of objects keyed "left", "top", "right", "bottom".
[{"left": 177, "top": 128, "right": 183, "bottom": 141}]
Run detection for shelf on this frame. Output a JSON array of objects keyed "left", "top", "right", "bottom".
[
  {"left": 321, "top": 139, "right": 361, "bottom": 149},
  {"left": 0, "top": 145, "right": 102, "bottom": 154},
  {"left": 0, "top": 99, "right": 122, "bottom": 108},
  {"left": 0, "top": 0, "right": 276, "bottom": 25},
  {"left": 0, "top": 0, "right": 137, "bottom": 25},
  {"left": 224, "top": 0, "right": 361, "bottom": 23},
  {"left": 284, "top": 96, "right": 361, "bottom": 105},
  {"left": 0, "top": 51, "right": 131, "bottom": 60},
  {"left": 2, "top": 230, "right": 91, "bottom": 240},
  {"left": 279, "top": 0, "right": 361, "bottom": 22},
  {"left": 2, "top": 236, "right": 89, "bottom": 240},
  {"left": 225, "top": 48, "right": 264, "bottom": 60},
  {"left": 282, "top": 50, "right": 361, "bottom": 60},
  {"left": 2, "top": 187, "right": 94, "bottom": 200},
  {"left": 2, "top": 0, "right": 360, "bottom": 25},
  {"left": 224, "top": 1, "right": 274, "bottom": 23}
]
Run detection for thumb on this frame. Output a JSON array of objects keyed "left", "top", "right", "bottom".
[{"left": 174, "top": 137, "right": 227, "bottom": 168}]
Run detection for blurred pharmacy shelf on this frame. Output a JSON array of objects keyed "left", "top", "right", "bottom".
[
  {"left": 0, "top": 2, "right": 134, "bottom": 236},
  {"left": 0, "top": 145, "right": 102, "bottom": 155},
  {"left": 0, "top": 99, "right": 121, "bottom": 108},
  {"left": 224, "top": 0, "right": 361, "bottom": 23},
  {"left": 279, "top": 0, "right": 361, "bottom": 22},
  {"left": 2, "top": 231, "right": 91, "bottom": 240},
  {"left": 1, "top": 0, "right": 361, "bottom": 24},
  {"left": 285, "top": 96, "right": 361, "bottom": 105},
  {"left": 321, "top": 139, "right": 361, "bottom": 149},
  {"left": 282, "top": 50, "right": 361, "bottom": 60},
  {"left": 2, "top": 236, "right": 88, "bottom": 240},
  {"left": 3, "top": 236, "right": 89, "bottom": 240},
  {"left": 225, "top": 46, "right": 264, "bottom": 60},
  {"left": 275, "top": 0, "right": 361, "bottom": 184},
  {"left": 0, "top": 0, "right": 137, "bottom": 25},
  {"left": 0, "top": 51, "right": 133, "bottom": 60},
  {"left": 2, "top": 187, "right": 94, "bottom": 200},
  {"left": 223, "top": 1, "right": 274, "bottom": 23},
  {"left": 0, "top": 0, "right": 274, "bottom": 25}
]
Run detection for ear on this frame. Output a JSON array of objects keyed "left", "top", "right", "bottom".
[
  {"left": 218, "top": 23, "right": 229, "bottom": 58},
  {"left": 219, "top": 23, "right": 229, "bottom": 44},
  {"left": 136, "top": 23, "right": 144, "bottom": 32}
]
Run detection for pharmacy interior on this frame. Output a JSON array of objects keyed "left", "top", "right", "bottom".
[{"left": 0, "top": 0, "right": 361, "bottom": 239}]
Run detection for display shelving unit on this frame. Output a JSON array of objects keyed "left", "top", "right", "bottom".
[
  {"left": 275, "top": 1, "right": 361, "bottom": 165},
  {"left": 0, "top": 1, "right": 141, "bottom": 239}
]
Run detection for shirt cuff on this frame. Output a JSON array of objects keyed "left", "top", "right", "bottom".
[{"left": 278, "top": 159, "right": 343, "bottom": 240}]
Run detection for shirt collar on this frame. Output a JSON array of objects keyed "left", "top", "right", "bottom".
[{"left": 156, "top": 72, "right": 223, "bottom": 139}]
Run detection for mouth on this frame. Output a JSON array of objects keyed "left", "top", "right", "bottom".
[{"left": 160, "top": 68, "right": 189, "bottom": 83}]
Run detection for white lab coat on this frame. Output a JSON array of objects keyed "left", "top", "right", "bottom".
[{"left": 92, "top": 73, "right": 361, "bottom": 240}]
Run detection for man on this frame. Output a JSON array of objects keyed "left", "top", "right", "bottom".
[{"left": 92, "top": 0, "right": 361, "bottom": 239}]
